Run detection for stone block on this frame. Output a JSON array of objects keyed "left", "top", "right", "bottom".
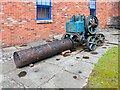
[
  {"left": 41, "top": 70, "right": 88, "bottom": 88},
  {"left": 64, "top": 61, "right": 94, "bottom": 78},
  {"left": 1, "top": 75, "right": 25, "bottom": 88},
  {"left": 6, "top": 62, "right": 63, "bottom": 88}
]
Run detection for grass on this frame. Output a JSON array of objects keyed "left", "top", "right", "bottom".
[{"left": 87, "top": 46, "right": 119, "bottom": 88}]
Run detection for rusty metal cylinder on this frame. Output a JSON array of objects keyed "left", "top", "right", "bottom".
[{"left": 13, "top": 38, "right": 74, "bottom": 68}]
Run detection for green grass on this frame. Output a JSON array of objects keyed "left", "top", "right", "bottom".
[{"left": 87, "top": 46, "right": 119, "bottom": 88}]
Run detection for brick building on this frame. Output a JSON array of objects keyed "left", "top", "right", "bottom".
[{"left": 1, "top": 0, "right": 119, "bottom": 47}]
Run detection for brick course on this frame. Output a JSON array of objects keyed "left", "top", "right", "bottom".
[{"left": 1, "top": 1, "right": 119, "bottom": 47}]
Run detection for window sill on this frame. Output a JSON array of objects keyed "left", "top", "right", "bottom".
[{"left": 36, "top": 20, "right": 53, "bottom": 24}]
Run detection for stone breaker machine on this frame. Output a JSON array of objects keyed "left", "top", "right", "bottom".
[
  {"left": 13, "top": 14, "right": 105, "bottom": 68},
  {"left": 63, "top": 15, "right": 105, "bottom": 51}
]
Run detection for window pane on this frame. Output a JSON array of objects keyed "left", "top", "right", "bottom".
[
  {"left": 37, "top": 0, "right": 42, "bottom": 5},
  {"left": 46, "top": 0, "right": 50, "bottom": 5},
  {"left": 37, "top": 0, "right": 51, "bottom": 6},
  {"left": 42, "top": 13, "right": 46, "bottom": 18},
  {"left": 46, "top": 8, "right": 49, "bottom": 13},
  {"left": 90, "top": 0, "right": 96, "bottom": 9},
  {"left": 42, "top": 8, "right": 45, "bottom": 14},
  {"left": 41, "top": 8, "right": 45, "bottom": 18},
  {"left": 45, "top": 13, "right": 49, "bottom": 18},
  {"left": 38, "top": 13, "right": 41, "bottom": 18},
  {"left": 41, "top": 8, "right": 49, "bottom": 18},
  {"left": 37, "top": 8, "right": 41, "bottom": 18},
  {"left": 41, "top": 0, "right": 46, "bottom": 5},
  {"left": 37, "top": 8, "right": 41, "bottom": 12},
  {"left": 37, "top": 7, "right": 51, "bottom": 19},
  {"left": 45, "top": 8, "right": 49, "bottom": 18},
  {"left": 41, "top": 13, "right": 49, "bottom": 18}
]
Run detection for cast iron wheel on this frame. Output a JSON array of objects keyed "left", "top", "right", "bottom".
[
  {"left": 95, "top": 33, "right": 105, "bottom": 46},
  {"left": 87, "top": 36, "right": 97, "bottom": 51},
  {"left": 86, "top": 15, "right": 99, "bottom": 35},
  {"left": 61, "top": 34, "right": 70, "bottom": 39}
]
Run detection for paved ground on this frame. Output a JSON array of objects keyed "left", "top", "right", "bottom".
[{"left": 0, "top": 28, "right": 119, "bottom": 88}]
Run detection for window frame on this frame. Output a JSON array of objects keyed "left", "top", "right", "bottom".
[
  {"left": 36, "top": 0, "right": 52, "bottom": 21},
  {"left": 90, "top": 0, "right": 96, "bottom": 16}
]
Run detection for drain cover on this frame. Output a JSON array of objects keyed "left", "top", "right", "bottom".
[
  {"left": 91, "top": 52, "right": 98, "bottom": 55},
  {"left": 73, "top": 76, "right": 77, "bottom": 79},
  {"left": 18, "top": 71, "right": 27, "bottom": 77},
  {"left": 102, "top": 46, "right": 107, "bottom": 49},
  {"left": 83, "top": 56, "right": 89, "bottom": 59},
  {"left": 78, "top": 71, "right": 82, "bottom": 73},
  {"left": 56, "top": 59, "right": 60, "bottom": 61},
  {"left": 105, "top": 44, "right": 109, "bottom": 46},
  {"left": 76, "top": 57, "right": 80, "bottom": 59},
  {"left": 34, "top": 69, "right": 39, "bottom": 72}
]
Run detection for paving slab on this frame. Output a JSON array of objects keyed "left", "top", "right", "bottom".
[
  {"left": 99, "top": 29, "right": 119, "bottom": 45},
  {"left": 81, "top": 55, "right": 99, "bottom": 64},
  {"left": 44, "top": 55, "right": 67, "bottom": 66},
  {"left": 15, "top": 45, "right": 32, "bottom": 51},
  {"left": 59, "top": 54, "right": 83, "bottom": 67},
  {"left": 1, "top": 75, "right": 25, "bottom": 88},
  {"left": 45, "top": 49, "right": 83, "bottom": 67},
  {"left": 53, "top": 34, "right": 63, "bottom": 40},
  {"left": 41, "top": 70, "right": 88, "bottom": 88},
  {"left": 2, "top": 47, "right": 18, "bottom": 54},
  {"left": 79, "top": 46, "right": 112, "bottom": 59},
  {"left": 2, "top": 48, "right": 17, "bottom": 74},
  {"left": 78, "top": 44, "right": 113, "bottom": 64},
  {"left": 5, "top": 62, "right": 63, "bottom": 88},
  {"left": 2, "top": 53, "right": 13, "bottom": 62},
  {"left": 63, "top": 61, "right": 94, "bottom": 78},
  {"left": 0, "top": 63, "right": 2, "bottom": 89},
  {"left": 27, "top": 40, "right": 47, "bottom": 47},
  {"left": 2, "top": 60, "right": 16, "bottom": 74},
  {"left": 0, "top": 49, "right": 2, "bottom": 65}
]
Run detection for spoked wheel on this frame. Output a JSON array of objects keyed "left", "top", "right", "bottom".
[
  {"left": 62, "top": 34, "right": 70, "bottom": 39},
  {"left": 87, "top": 36, "right": 97, "bottom": 51},
  {"left": 86, "top": 15, "right": 99, "bottom": 35},
  {"left": 95, "top": 33, "right": 105, "bottom": 46}
]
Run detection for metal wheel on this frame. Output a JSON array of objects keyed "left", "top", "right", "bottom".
[
  {"left": 86, "top": 15, "right": 99, "bottom": 35},
  {"left": 87, "top": 36, "right": 97, "bottom": 51},
  {"left": 95, "top": 33, "right": 105, "bottom": 46},
  {"left": 61, "top": 34, "right": 70, "bottom": 39}
]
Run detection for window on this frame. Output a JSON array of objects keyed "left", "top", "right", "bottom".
[
  {"left": 90, "top": 0, "right": 96, "bottom": 16},
  {"left": 36, "top": 0, "right": 52, "bottom": 22}
]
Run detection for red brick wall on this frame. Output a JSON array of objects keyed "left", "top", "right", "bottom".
[
  {"left": 1, "top": 1, "right": 119, "bottom": 47},
  {"left": 96, "top": 2, "right": 119, "bottom": 29}
]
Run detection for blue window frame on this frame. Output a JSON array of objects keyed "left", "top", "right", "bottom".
[
  {"left": 90, "top": 0, "right": 96, "bottom": 16},
  {"left": 36, "top": 0, "right": 52, "bottom": 20}
]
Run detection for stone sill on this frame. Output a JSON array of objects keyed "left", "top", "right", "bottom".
[{"left": 36, "top": 20, "right": 53, "bottom": 24}]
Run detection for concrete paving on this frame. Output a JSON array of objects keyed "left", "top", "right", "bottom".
[
  {"left": 1, "top": 28, "right": 119, "bottom": 88},
  {"left": 41, "top": 70, "right": 88, "bottom": 88}
]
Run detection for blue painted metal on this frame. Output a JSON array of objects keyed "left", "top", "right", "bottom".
[
  {"left": 36, "top": 0, "right": 52, "bottom": 20},
  {"left": 87, "top": 36, "right": 97, "bottom": 51},
  {"left": 90, "top": 0, "right": 96, "bottom": 16},
  {"left": 86, "top": 15, "right": 98, "bottom": 35},
  {"left": 66, "top": 15, "right": 85, "bottom": 34},
  {"left": 65, "top": 15, "right": 100, "bottom": 51}
]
